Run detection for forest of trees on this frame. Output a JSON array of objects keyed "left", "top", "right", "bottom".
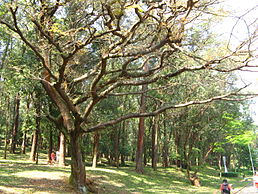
[{"left": 0, "top": 0, "right": 257, "bottom": 193}]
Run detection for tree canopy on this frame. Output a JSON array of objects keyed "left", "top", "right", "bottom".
[{"left": 0, "top": 0, "right": 257, "bottom": 193}]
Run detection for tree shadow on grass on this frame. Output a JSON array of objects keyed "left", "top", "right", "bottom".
[
  {"left": 0, "top": 161, "right": 71, "bottom": 173},
  {"left": 0, "top": 176, "right": 76, "bottom": 194},
  {"left": 87, "top": 167, "right": 193, "bottom": 194},
  {"left": 0, "top": 161, "right": 75, "bottom": 194}
]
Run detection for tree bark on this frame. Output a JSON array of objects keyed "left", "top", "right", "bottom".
[
  {"left": 135, "top": 64, "right": 148, "bottom": 174},
  {"left": 21, "top": 132, "right": 26, "bottom": 154},
  {"left": 69, "top": 130, "right": 87, "bottom": 194},
  {"left": 3, "top": 123, "right": 9, "bottom": 159},
  {"left": 152, "top": 115, "right": 159, "bottom": 171},
  {"left": 162, "top": 117, "right": 169, "bottom": 167},
  {"left": 30, "top": 100, "right": 41, "bottom": 161},
  {"left": 136, "top": 112, "right": 146, "bottom": 173},
  {"left": 92, "top": 132, "right": 100, "bottom": 168},
  {"left": 10, "top": 94, "right": 20, "bottom": 154},
  {"left": 58, "top": 132, "right": 66, "bottom": 166},
  {"left": 3, "top": 96, "right": 10, "bottom": 159},
  {"left": 30, "top": 128, "right": 38, "bottom": 161},
  {"left": 48, "top": 129, "right": 53, "bottom": 163},
  {"left": 120, "top": 120, "right": 126, "bottom": 166},
  {"left": 114, "top": 127, "right": 120, "bottom": 168}
]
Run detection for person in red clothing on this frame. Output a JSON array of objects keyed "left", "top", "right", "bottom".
[
  {"left": 253, "top": 171, "right": 258, "bottom": 188},
  {"left": 220, "top": 179, "right": 232, "bottom": 194},
  {"left": 50, "top": 152, "right": 56, "bottom": 164}
]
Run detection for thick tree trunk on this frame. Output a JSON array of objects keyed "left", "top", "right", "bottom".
[
  {"left": 58, "top": 132, "right": 65, "bottom": 166},
  {"left": 136, "top": 64, "right": 148, "bottom": 174},
  {"left": 136, "top": 116, "right": 145, "bottom": 173},
  {"left": 152, "top": 115, "right": 159, "bottom": 171},
  {"left": 92, "top": 132, "right": 100, "bottom": 168},
  {"left": 69, "top": 131, "right": 87, "bottom": 194},
  {"left": 10, "top": 94, "right": 20, "bottom": 154}
]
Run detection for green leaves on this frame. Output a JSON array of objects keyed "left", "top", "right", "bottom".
[{"left": 226, "top": 130, "right": 255, "bottom": 145}]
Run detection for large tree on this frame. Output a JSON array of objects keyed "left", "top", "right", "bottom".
[{"left": 0, "top": 0, "right": 257, "bottom": 193}]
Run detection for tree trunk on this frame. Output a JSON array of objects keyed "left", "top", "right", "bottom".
[
  {"left": 136, "top": 64, "right": 148, "bottom": 174},
  {"left": 3, "top": 96, "right": 10, "bottom": 159},
  {"left": 67, "top": 143, "right": 71, "bottom": 157},
  {"left": 10, "top": 94, "right": 20, "bottom": 154},
  {"left": 152, "top": 115, "right": 159, "bottom": 171},
  {"left": 21, "top": 99, "right": 31, "bottom": 154},
  {"left": 30, "top": 124, "right": 40, "bottom": 161},
  {"left": 30, "top": 99, "right": 41, "bottom": 161},
  {"left": 21, "top": 132, "right": 26, "bottom": 154},
  {"left": 162, "top": 117, "right": 169, "bottom": 167},
  {"left": 58, "top": 132, "right": 66, "bottom": 166},
  {"left": 69, "top": 131, "right": 87, "bottom": 194},
  {"left": 48, "top": 129, "right": 53, "bottom": 163},
  {"left": 114, "top": 127, "right": 120, "bottom": 168},
  {"left": 92, "top": 132, "right": 100, "bottom": 168},
  {"left": 174, "top": 128, "right": 182, "bottom": 168},
  {"left": 120, "top": 120, "right": 126, "bottom": 166},
  {"left": 30, "top": 129, "right": 38, "bottom": 161},
  {"left": 218, "top": 154, "right": 222, "bottom": 177},
  {"left": 136, "top": 116, "right": 145, "bottom": 173},
  {"left": 3, "top": 127, "right": 9, "bottom": 159}
]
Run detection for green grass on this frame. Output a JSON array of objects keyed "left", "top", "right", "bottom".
[
  {"left": 0, "top": 148, "right": 253, "bottom": 193},
  {"left": 86, "top": 166, "right": 247, "bottom": 194}
]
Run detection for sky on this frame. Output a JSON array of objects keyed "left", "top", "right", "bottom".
[{"left": 218, "top": 0, "right": 258, "bottom": 123}]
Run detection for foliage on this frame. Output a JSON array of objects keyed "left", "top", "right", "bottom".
[{"left": 0, "top": 0, "right": 257, "bottom": 192}]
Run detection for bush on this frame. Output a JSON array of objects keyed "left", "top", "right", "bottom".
[
  {"left": 243, "top": 171, "right": 254, "bottom": 176},
  {"left": 235, "top": 169, "right": 253, "bottom": 176},
  {"left": 221, "top": 172, "right": 239, "bottom": 177}
]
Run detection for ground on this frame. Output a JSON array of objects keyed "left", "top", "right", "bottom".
[
  {"left": 237, "top": 183, "right": 258, "bottom": 194},
  {"left": 0, "top": 150, "right": 255, "bottom": 193}
]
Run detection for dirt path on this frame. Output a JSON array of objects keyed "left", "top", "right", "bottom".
[{"left": 233, "top": 182, "right": 258, "bottom": 194}]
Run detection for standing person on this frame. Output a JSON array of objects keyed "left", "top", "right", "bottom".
[
  {"left": 51, "top": 151, "right": 56, "bottom": 164},
  {"left": 253, "top": 171, "right": 258, "bottom": 189},
  {"left": 220, "top": 179, "right": 232, "bottom": 194}
]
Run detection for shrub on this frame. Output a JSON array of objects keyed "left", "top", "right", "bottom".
[
  {"left": 221, "top": 172, "right": 239, "bottom": 177},
  {"left": 243, "top": 171, "right": 254, "bottom": 176}
]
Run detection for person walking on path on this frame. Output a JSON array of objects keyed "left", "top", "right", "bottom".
[
  {"left": 253, "top": 171, "right": 258, "bottom": 189},
  {"left": 220, "top": 179, "right": 232, "bottom": 194}
]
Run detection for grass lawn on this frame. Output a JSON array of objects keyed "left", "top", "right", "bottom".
[{"left": 0, "top": 149, "right": 252, "bottom": 194}]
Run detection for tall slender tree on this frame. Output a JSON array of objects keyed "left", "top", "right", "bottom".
[{"left": 10, "top": 94, "right": 20, "bottom": 154}]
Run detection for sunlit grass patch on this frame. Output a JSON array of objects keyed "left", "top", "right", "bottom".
[
  {"left": 0, "top": 148, "right": 253, "bottom": 194},
  {"left": 15, "top": 170, "right": 67, "bottom": 179},
  {"left": 0, "top": 150, "right": 75, "bottom": 194}
]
